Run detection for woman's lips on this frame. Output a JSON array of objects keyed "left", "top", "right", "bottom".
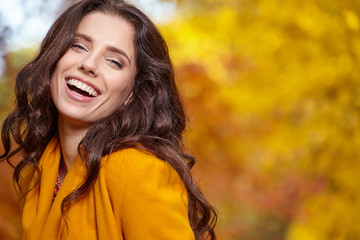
[
  {"left": 64, "top": 76, "right": 101, "bottom": 103},
  {"left": 66, "top": 78, "right": 99, "bottom": 97}
]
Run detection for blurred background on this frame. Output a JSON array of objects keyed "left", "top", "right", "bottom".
[{"left": 1, "top": 0, "right": 360, "bottom": 239}]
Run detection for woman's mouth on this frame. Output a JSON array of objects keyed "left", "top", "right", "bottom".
[{"left": 66, "top": 78, "right": 99, "bottom": 97}]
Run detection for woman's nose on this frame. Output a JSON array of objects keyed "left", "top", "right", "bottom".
[{"left": 78, "top": 54, "right": 98, "bottom": 77}]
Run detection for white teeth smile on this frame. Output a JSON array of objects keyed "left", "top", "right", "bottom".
[{"left": 67, "top": 79, "right": 98, "bottom": 97}]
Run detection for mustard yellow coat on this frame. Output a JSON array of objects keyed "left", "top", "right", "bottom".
[{"left": 19, "top": 137, "right": 195, "bottom": 239}]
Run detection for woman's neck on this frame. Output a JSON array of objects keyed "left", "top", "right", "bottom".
[{"left": 57, "top": 116, "right": 89, "bottom": 179}]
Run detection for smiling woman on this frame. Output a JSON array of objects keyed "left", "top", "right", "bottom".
[
  {"left": 51, "top": 12, "right": 136, "bottom": 130},
  {"left": 0, "top": 0, "right": 216, "bottom": 239}
]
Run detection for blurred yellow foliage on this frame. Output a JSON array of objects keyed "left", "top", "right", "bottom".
[
  {"left": 160, "top": 0, "right": 360, "bottom": 239},
  {"left": 344, "top": 10, "right": 360, "bottom": 31}
]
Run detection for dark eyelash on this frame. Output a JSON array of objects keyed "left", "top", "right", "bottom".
[
  {"left": 71, "top": 43, "right": 86, "bottom": 51},
  {"left": 110, "top": 59, "right": 124, "bottom": 69}
]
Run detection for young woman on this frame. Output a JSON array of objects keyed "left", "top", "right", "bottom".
[{"left": 0, "top": 0, "right": 216, "bottom": 239}]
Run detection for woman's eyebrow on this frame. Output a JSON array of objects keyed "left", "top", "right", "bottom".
[
  {"left": 74, "top": 33, "right": 92, "bottom": 42},
  {"left": 74, "top": 33, "right": 132, "bottom": 65},
  {"left": 106, "top": 45, "right": 131, "bottom": 65}
]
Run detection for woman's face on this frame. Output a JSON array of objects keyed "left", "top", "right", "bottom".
[{"left": 51, "top": 12, "right": 137, "bottom": 128}]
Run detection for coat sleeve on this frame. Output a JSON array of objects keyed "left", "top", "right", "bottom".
[{"left": 118, "top": 150, "right": 195, "bottom": 240}]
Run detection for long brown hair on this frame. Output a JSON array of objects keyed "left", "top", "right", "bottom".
[{"left": 0, "top": 0, "right": 216, "bottom": 239}]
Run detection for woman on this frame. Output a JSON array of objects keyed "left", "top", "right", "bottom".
[{"left": 0, "top": 0, "right": 216, "bottom": 239}]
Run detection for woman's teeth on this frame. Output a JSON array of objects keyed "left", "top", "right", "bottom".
[{"left": 67, "top": 79, "right": 98, "bottom": 97}]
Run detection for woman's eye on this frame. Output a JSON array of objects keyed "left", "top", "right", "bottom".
[
  {"left": 108, "top": 59, "right": 124, "bottom": 69},
  {"left": 71, "top": 43, "right": 87, "bottom": 51}
]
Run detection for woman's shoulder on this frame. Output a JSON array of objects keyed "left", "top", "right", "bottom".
[
  {"left": 100, "top": 147, "right": 188, "bottom": 209},
  {"left": 104, "top": 147, "right": 168, "bottom": 171},
  {"left": 101, "top": 147, "right": 182, "bottom": 185},
  {"left": 100, "top": 149, "right": 193, "bottom": 240}
]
